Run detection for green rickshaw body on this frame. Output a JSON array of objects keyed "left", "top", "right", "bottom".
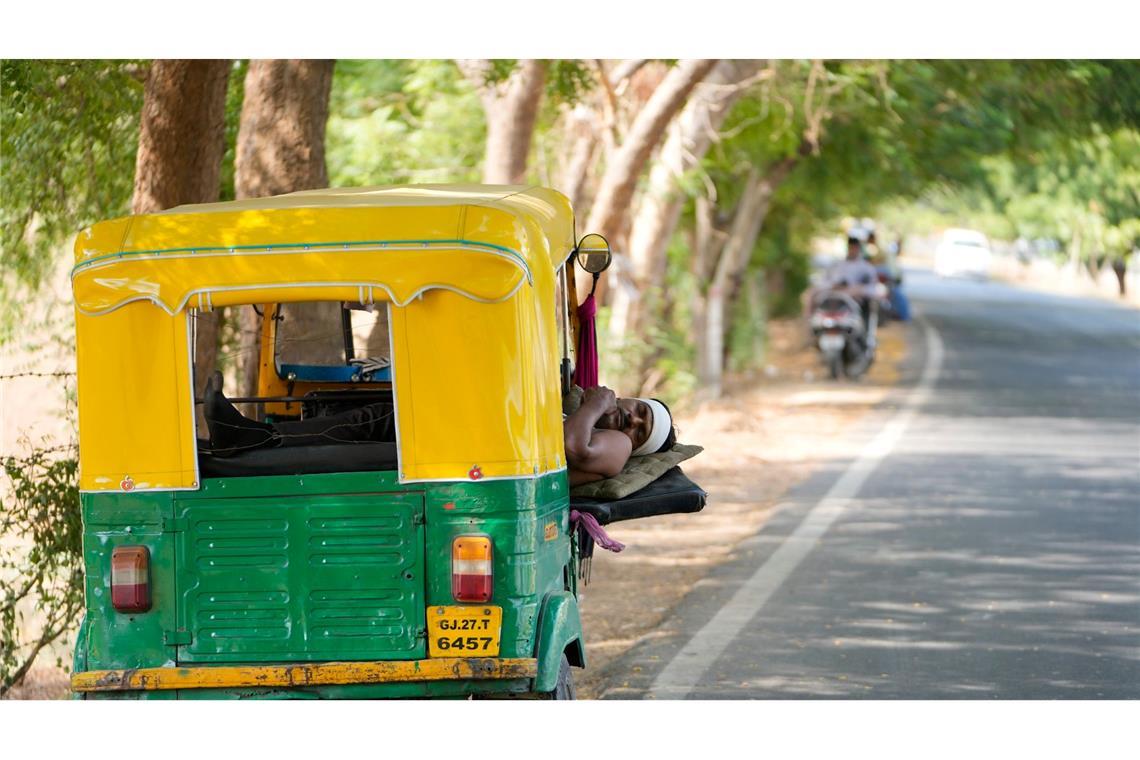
[{"left": 76, "top": 471, "right": 584, "bottom": 699}]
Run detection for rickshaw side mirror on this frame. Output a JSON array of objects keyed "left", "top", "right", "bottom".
[{"left": 574, "top": 233, "right": 612, "bottom": 274}]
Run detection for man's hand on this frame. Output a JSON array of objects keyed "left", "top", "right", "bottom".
[{"left": 582, "top": 385, "right": 617, "bottom": 412}]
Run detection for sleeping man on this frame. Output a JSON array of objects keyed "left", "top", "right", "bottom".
[
  {"left": 561, "top": 385, "right": 675, "bottom": 486},
  {"left": 204, "top": 373, "right": 675, "bottom": 486}
]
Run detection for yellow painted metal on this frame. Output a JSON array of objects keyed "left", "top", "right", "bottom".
[
  {"left": 71, "top": 657, "right": 539, "bottom": 692},
  {"left": 72, "top": 185, "right": 575, "bottom": 490}
]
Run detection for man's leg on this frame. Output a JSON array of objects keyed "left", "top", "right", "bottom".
[
  {"left": 272, "top": 402, "right": 396, "bottom": 446},
  {"left": 204, "top": 371, "right": 395, "bottom": 453},
  {"left": 204, "top": 372, "right": 277, "bottom": 454}
]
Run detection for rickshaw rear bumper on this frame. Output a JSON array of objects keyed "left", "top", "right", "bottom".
[{"left": 71, "top": 657, "right": 538, "bottom": 693}]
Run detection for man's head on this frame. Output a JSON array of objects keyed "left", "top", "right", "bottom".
[
  {"left": 597, "top": 397, "right": 676, "bottom": 455},
  {"left": 846, "top": 236, "right": 863, "bottom": 259}
]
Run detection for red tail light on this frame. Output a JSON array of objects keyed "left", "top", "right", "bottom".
[
  {"left": 451, "top": 535, "right": 493, "bottom": 603},
  {"left": 111, "top": 546, "right": 151, "bottom": 613}
]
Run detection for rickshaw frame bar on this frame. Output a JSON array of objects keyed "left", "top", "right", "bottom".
[{"left": 71, "top": 657, "right": 539, "bottom": 692}]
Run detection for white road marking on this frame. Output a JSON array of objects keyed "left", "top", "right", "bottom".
[{"left": 648, "top": 320, "right": 945, "bottom": 699}]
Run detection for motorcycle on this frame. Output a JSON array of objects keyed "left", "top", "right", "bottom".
[{"left": 809, "top": 290, "right": 879, "bottom": 380}]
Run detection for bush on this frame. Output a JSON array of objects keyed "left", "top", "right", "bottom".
[{"left": 0, "top": 445, "right": 82, "bottom": 696}]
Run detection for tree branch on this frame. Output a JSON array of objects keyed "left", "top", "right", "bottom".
[{"left": 609, "top": 59, "right": 648, "bottom": 90}]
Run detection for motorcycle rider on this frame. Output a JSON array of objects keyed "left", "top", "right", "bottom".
[
  {"left": 820, "top": 230, "right": 880, "bottom": 303},
  {"left": 811, "top": 229, "right": 880, "bottom": 344}
]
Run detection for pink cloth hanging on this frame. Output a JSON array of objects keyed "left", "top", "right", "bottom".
[
  {"left": 573, "top": 293, "right": 599, "bottom": 389},
  {"left": 570, "top": 510, "right": 626, "bottom": 553}
]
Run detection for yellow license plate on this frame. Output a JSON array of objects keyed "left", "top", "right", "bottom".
[{"left": 426, "top": 605, "right": 502, "bottom": 657}]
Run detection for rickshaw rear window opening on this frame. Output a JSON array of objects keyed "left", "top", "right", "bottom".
[
  {"left": 194, "top": 299, "right": 402, "bottom": 477},
  {"left": 273, "top": 301, "right": 392, "bottom": 384}
]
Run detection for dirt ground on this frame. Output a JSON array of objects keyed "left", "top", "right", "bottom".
[
  {"left": 575, "top": 318, "right": 906, "bottom": 699},
  {"left": 3, "top": 316, "right": 905, "bottom": 700}
]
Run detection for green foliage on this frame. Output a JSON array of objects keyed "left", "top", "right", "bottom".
[
  {"left": 751, "top": 198, "right": 813, "bottom": 318},
  {"left": 880, "top": 126, "right": 1139, "bottom": 263},
  {"left": 725, "top": 270, "right": 768, "bottom": 374},
  {"left": 0, "top": 445, "right": 83, "bottom": 696},
  {"left": 218, "top": 60, "right": 249, "bottom": 202},
  {"left": 481, "top": 59, "right": 595, "bottom": 104},
  {"left": 599, "top": 233, "right": 700, "bottom": 403},
  {"left": 325, "top": 60, "right": 485, "bottom": 186},
  {"left": 325, "top": 60, "right": 595, "bottom": 190},
  {"left": 1, "top": 60, "right": 144, "bottom": 290},
  {"left": 545, "top": 61, "right": 596, "bottom": 104}
]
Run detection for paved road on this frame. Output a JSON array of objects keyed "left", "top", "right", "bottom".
[{"left": 599, "top": 271, "right": 1140, "bottom": 699}]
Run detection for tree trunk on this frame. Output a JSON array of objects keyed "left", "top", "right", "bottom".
[
  {"left": 459, "top": 60, "right": 548, "bottom": 184},
  {"left": 235, "top": 59, "right": 334, "bottom": 197},
  {"left": 694, "top": 158, "right": 796, "bottom": 400},
  {"left": 577, "top": 59, "right": 718, "bottom": 304},
  {"left": 131, "top": 59, "right": 230, "bottom": 413},
  {"left": 559, "top": 104, "right": 601, "bottom": 212},
  {"left": 686, "top": 196, "right": 716, "bottom": 397},
  {"left": 558, "top": 61, "right": 660, "bottom": 242},
  {"left": 609, "top": 60, "right": 765, "bottom": 349},
  {"left": 583, "top": 59, "right": 718, "bottom": 247},
  {"left": 132, "top": 60, "right": 231, "bottom": 215},
  {"left": 234, "top": 60, "right": 336, "bottom": 402},
  {"left": 1111, "top": 256, "right": 1127, "bottom": 297}
]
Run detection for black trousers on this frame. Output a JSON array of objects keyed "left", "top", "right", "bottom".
[{"left": 271, "top": 401, "right": 396, "bottom": 447}]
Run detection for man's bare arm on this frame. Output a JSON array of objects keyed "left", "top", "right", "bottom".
[{"left": 564, "top": 386, "right": 633, "bottom": 483}]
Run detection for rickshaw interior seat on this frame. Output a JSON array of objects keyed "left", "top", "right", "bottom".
[
  {"left": 569, "top": 466, "right": 707, "bottom": 526},
  {"left": 198, "top": 441, "right": 398, "bottom": 479},
  {"left": 278, "top": 363, "right": 392, "bottom": 383}
]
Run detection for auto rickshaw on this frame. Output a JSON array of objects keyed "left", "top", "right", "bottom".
[{"left": 68, "top": 184, "right": 704, "bottom": 699}]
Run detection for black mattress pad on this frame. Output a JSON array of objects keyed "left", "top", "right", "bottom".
[
  {"left": 569, "top": 466, "right": 707, "bottom": 525},
  {"left": 198, "top": 441, "right": 398, "bottom": 479}
]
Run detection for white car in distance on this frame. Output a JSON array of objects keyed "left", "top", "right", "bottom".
[{"left": 935, "top": 228, "right": 993, "bottom": 279}]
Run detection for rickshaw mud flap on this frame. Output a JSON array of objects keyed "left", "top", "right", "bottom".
[{"left": 71, "top": 658, "right": 537, "bottom": 692}]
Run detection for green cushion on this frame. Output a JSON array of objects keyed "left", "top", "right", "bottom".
[{"left": 569, "top": 443, "right": 703, "bottom": 500}]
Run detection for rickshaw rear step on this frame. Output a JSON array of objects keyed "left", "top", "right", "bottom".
[{"left": 72, "top": 657, "right": 538, "bottom": 692}]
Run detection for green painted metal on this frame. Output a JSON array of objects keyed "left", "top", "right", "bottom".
[
  {"left": 175, "top": 490, "right": 426, "bottom": 663},
  {"left": 79, "top": 490, "right": 178, "bottom": 670},
  {"left": 532, "top": 590, "right": 585, "bottom": 693},
  {"left": 74, "top": 468, "right": 584, "bottom": 698}
]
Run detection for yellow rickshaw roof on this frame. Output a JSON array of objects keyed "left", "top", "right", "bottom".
[{"left": 72, "top": 184, "right": 575, "bottom": 316}]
